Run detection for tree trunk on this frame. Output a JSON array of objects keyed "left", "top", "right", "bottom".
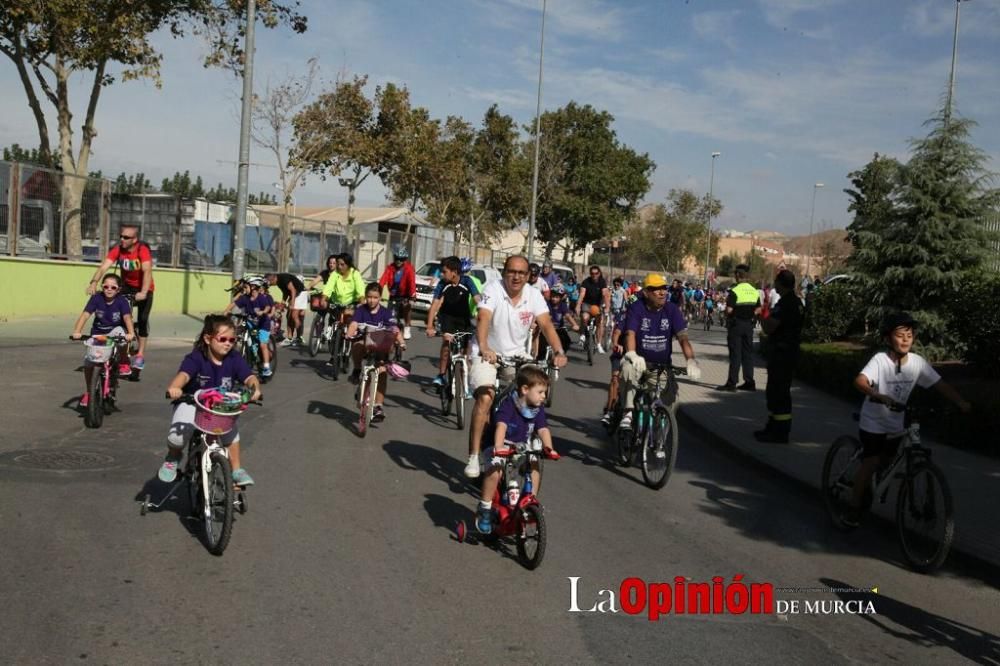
[{"left": 544, "top": 239, "right": 557, "bottom": 261}]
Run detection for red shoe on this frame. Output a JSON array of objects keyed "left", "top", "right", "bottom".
[
  {"left": 118, "top": 363, "right": 132, "bottom": 377},
  {"left": 79, "top": 393, "right": 90, "bottom": 408},
  {"left": 544, "top": 448, "right": 561, "bottom": 461}
]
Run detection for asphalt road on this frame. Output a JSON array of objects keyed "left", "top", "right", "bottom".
[{"left": 1, "top": 328, "right": 997, "bottom": 664}]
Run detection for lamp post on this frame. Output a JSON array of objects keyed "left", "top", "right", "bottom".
[
  {"left": 703, "top": 151, "right": 720, "bottom": 288},
  {"left": 527, "top": 0, "right": 547, "bottom": 262},
  {"left": 231, "top": 0, "right": 256, "bottom": 281},
  {"left": 804, "top": 183, "right": 824, "bottom": 281},
  {"left": 945, "top": 0, "right": 971, "bottom": 125}
]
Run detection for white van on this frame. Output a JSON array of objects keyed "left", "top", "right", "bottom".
[{"left": 412, "top": 261, "right": 502, "bottom": 313}]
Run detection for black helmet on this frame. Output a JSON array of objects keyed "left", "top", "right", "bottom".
[{"left": 880, "top": 312, "right": 917, "bottom": 335}]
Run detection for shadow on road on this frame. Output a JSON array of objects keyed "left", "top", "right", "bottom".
[
  {"left": 305, "top": 399, "right": 358, "bottom": 435},
  {"left": 821, "top": 577, "right": 1000, "bottom": 664},
  {"left": 133, "top": 476, "right": 203, "bottom": 546},
  {"left": 383, "top": 439, "right": 478, "bottom": 498}
]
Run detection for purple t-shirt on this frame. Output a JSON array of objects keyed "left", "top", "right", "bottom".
[
  {"left": 84, "top": 294, "right": 131, "bottom": 334},
  {"left": 487, "top": 392, "right": 548, "bottom": 447},
  {"left": 178, "top": 349, "right": 254, "bottom": 395},
  {"left": 353, "top": 305, "right": 397, "bottom": 330},
  {"left": 548, "top": 300, "right": 570, "bottom": 328},
  {"left": 542, "top": 271, "right": 559, "bottom": 288},
  {"left": 234, "top": 293, "right": 272, "bottom": 332},
  {"left": 609, "top": 307, "right": 629, "bottom": 361},
  {"left": 623, "top": 300, "right": 688, "bottom": 366}
]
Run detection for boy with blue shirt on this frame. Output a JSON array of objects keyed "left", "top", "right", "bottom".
[{"left": 475, "top": 365, "right": 559, "bottom": 533}]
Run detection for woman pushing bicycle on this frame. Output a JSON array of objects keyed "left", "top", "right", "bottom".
[
  {"left": 70, "top": 273, "right": 135, "bottom": 407},
  {"left": 159, "top": 315, "right": 262, "bottom": 487}
]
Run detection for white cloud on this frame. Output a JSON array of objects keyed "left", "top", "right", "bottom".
[
  {"left": 692, "top": 10, "right": 742, "bottom": 51},
  {"left": 487, "top": 0, "right": 630, "bottom": 41},
  {"left": 903, "top": 0, "right": 1000, "bottom": 38},
  {"left": 757, "top": 0, "right": 846, "bottom": 29}
]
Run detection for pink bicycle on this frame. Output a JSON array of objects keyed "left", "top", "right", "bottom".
[{"left": 72, "top": 334, "right": 129, "bottom": 429}]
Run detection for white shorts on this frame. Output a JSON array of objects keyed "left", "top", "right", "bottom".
[
  {"left": 167, "top": 401, "right": 240, "bottom": 448},
  {"left": 293, "top": 291, "right": 309, "bottom": 311},
  {"left": 469, "top": 357, "right": 519, "bottom": 391}
]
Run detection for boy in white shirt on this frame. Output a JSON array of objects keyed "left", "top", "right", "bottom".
[{"left": 843, "top": 312, "right": 970, "bottom": 527}]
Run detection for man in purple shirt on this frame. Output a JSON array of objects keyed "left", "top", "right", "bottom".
[
  {"left": 540, "top": 260, "right": 560, "bottom": 288},
  {"left": 618, "top": 273, "right": 701, "bottom": 430}
]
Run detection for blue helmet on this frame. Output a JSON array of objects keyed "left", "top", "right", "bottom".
[{"left": 459, "top": 257, "right": 473, "bottom": 274}]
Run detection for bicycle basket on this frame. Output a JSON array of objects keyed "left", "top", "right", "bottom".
[
  {"left": 193, "top": 389, "right": 245, "bottom": 435},
  {"left": 364, "top": 328, "right": 397, "bottom": 354},
  {"left": 84, "top": 336, "right": 116, "bottom": 363}
]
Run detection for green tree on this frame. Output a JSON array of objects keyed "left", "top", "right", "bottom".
[
  {"left": 3, "top": 143, "right": 56, "bottom": 167},
  {"left": 627, "top": 189, "right": 720, "bottom": 274},
  {"left": 530, "top": 102, "right": 654, "bottom": 256},
  {"left": 717, "top": 252, "right": 738, "bottom": 277},
  {"left": 0, "top": 0, "right": 307, "bottom": 256}
]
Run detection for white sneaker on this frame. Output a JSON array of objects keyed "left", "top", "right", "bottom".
[
  {"left": 619, "top": 411, "right": 633, "bottom": 430},
  {"left": 279, "top": 338, "right": 294, "bottom": 347},
  {"left": 597, "top": 343, "right": 606, "bottom": 354},
  {"left": 403, "top": 326, "right": 412, "bottom": 340},
  {"left": 464, "top": 453, "right": 481, "bottom": 478}
]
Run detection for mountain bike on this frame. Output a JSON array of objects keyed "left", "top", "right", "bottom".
[
  {"left": 436, "top": 331, "right": 472, "bottom": 430},
  {"left": 543, "top": 344, "right": 561, "bottom": 408},
  {"left": 582, "top": 316, "right": 598, "bottom": 366},
  {"left": 456, "top": 438, "right": 559, "bottom": 570},
  {"left": 233, "top": 313, "right": 277, "bottom": 383},
  {"left": 821, "top": 405, "right": 954, "bottom": 573},
  {"left": 140, "top": 390, "right": 257, "bottom": 556},
  {"left": 703, "top": 308, "right": 714, "bottom": 331},
  {"left": 610, "top": 364, "right": 682, "bottom": 490},
  {"left": 73, "top": 334, "right": 129, "bottom": 429},
  {"left": 324, "top": 306, "right": 352, "bottom": 380},
  {"left": 306, "top": 292, "right": 332, "bottom": 357}
]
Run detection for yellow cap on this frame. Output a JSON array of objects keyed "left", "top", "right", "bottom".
[{"left": 643, "top": 273, "right": 667, "bottom": 289}]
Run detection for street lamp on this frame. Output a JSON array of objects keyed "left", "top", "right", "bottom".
[
  {"left": 527, "top": 0, "right": 548, "bottom": 262},
  {"left": 945, "top": 0, "right": 971, "bottom": 125},
  {"left": 703, "top": 151, "right": 720, "bottom": 288},
  {"left": 804, "top": 183, "right": 824, "bottom": 281}
]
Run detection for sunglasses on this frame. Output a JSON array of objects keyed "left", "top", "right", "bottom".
[
  {"left": 505, "top": 269, "right": 529, "bottom": 277},
  {"left": 102, "top": 284, "right": 119, "bottom": 291},
  {"left": 120, "top": 235, "right": 136, "bottom": 240},
  {"left": 213, "top": 336, "right": 237, "bottom": 344}
]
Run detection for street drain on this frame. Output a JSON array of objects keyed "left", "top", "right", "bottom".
[{"left": 10, "top": 450, "right": 117, "bottom": 471}]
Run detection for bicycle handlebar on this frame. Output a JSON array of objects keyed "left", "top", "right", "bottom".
[
  {"left": 166, "top": 392, "right": 263, "bottom": 406},
  {"left": 70, "top": 334, "right": 129, "bottom": 342}
]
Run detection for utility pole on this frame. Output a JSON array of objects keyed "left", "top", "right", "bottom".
[
  {"left": 527, "top": 0, "right": 547, "bottom": 262},
  {"left": 231, "top": 0, "right": 256, "bottom": 281}
]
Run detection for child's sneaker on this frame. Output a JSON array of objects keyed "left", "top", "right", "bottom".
[
  {"left": 131, "top": 354, "right": 145, "bottom": 370},
  {"left": 464, "top": 453, "right": 481, "bottom": 478},
  {"left": 618, "top": 411, "right": 633, "bottom": 430},
  {"left": 475, "top": 505, "right": 493, "bottom": 534},
  {"left": 432, "top": 374, "right": 446, "bottom": 387},
  {"left": 79, "top": 393, "right": 90, "bottom": 408},
  {"left": 118, "top": 363, "right": 132, "bottom": 377},
  {"left": 232, "top": 468, "right": 255, "bottom": 486},
  {"left": 600, "top": 411, "right": 612, "bottom": 427},
  {"left": 261, "top": 365, "right": 273, "bottom": 377},
  {"left": 372, "top": 405, "right": 386, "bottom": 423},
  {"left": 158, "top": 459, "right": 179, "bottom": 483}
]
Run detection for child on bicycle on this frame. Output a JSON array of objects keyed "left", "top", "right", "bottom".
[
  {"left": 475, "top": 365, "right": 559, "bottom": 533},
  {"left": 345, "top": 282, "right": 406, "bottom": 423},
  {"left": 600, "top": 306, "right": 630, "bottom": 427},
  {"left": 425, "top": 256, "right": 480, "bottom": 387},
  {"left": 71, "top": 273, "right": 136, "bottom": 406},
  {"left": 160, "top": 315, "right": 262, "bottom": 487},
  {"left": 224, "top": 277, "right": 274, "bottom": 377},
  {"left": 537, "top": 283, "right": 578, "bottom": 361},
  {"left": 842, "top": 312, "right": 970, "bottom": 528}
]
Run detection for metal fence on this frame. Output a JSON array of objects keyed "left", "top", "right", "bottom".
[
  {"left": 1, "top": 160, "right": 508, "bottom": 279},
  {"left": 984, "top": 213, "right": 1000, "bottom": 273}
]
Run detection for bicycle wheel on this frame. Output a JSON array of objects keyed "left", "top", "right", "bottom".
[
  {"left": 545, "top": 365, "right": 556, "bottom": 408},
  {"left": 614, "top": 425, "right": 633, "bottom": 466},
  {"left": 103, "top": 366, "right": 118, "bottom": 416},
  {"left": 204, "top": 452, "right": 234, "bottom": 556},
  {"left": 821, "top": 435, "right": 863, "bottom": 530},
  {"left": 641, "top": 408, "right": 679, "bottom": 490},
  {"left": 440, "top": 364, "right": 453, "bottom": 416},
  {"left": 267, "top": 337, "right": 278, "bottom": 375},
  {"left": 85, "top": 367, "right": 104, "bottom": 429},
  {"left": 308, "top": 314, "right": 323, "bottom": 357},
  {"left": 329, "top": 328, "right": 342, "bottom": 381},
  {"left": 515, "top": 504, "right": 547, "bottom": 570},
  {"left": 896, "top": 461, "right": 955, "bottom": 573},
  {"left": 454, "top": 362, "right": 467, "bottom": 430},
  {"left": 586, "top": 329, "right": 594, "bottom": 366}
]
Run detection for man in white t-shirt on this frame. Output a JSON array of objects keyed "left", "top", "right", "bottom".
[
  {"left": 465, "top": 255, "right": 568, "bottom": 478},
  {"left": 842, "top": 312, "right": 970, "bottom": 528}
]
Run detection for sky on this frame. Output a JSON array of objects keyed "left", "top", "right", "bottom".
[{"left": 1, "top": 0, "right": 998, "bottom": 237}]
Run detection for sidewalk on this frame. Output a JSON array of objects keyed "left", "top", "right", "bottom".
[
  {"left": 677, "top": 331, "right": 999, "bottom": 569},
  {"left": 0, "top": 313, "right": 208, "bottom": 347}
]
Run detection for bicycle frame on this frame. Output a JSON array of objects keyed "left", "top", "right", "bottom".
[
  {"left": 491, "top": 441, "right": 545, "bottom": 537},
  {"left": 447, "top": 332, "right": 472, "bottom": 400}
]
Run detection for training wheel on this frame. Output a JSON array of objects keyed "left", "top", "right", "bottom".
[
  {"left": 140, "top": 493, "right": 151, "bottom": 516},
  {"left": 456, "top": 520, "right": 467, "bottom": 543}
]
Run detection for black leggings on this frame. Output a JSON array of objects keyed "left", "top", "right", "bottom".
[{"left": 124, "top": 288, "right": 153, "bottom": 338}]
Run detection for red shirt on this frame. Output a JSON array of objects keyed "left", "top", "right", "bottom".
[
  {"left": 378, "top": 262, "right": 416, "bottom": 298},
  {"left": 106, "top": 242, "right": 155, "bottom": 292}
]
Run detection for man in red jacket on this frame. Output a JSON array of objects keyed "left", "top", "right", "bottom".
[{"left": 378, "top": 244, "right": 417, "bottom": 339}]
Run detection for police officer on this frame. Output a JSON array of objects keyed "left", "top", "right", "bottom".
[
  {"left": 716, "top": 264, "right": 760, "bottom": 392},
  {"left": 754, "top": 270, "right": 803, "bottom": 443}
]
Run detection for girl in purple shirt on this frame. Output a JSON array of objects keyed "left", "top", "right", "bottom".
[
  {"left": 159, "top": 315, "right": 262, "bottom": 486},
  {"left": 344, "top": 283, "right": 406, "bottom": 423},
  {"left": 70, "top": 273, "right": 135, "bottom": 407}
]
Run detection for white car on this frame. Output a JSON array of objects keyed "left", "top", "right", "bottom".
[{"left": 412, "top": 261, "right": 502, "bottom": 314}]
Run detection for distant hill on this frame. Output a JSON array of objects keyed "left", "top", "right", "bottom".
[{"left": 783, "top": 229, "right": 851, "bottom": 256}]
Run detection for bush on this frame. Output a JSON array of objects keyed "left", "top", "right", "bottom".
[
  {"left": 795, "top": 342, "right": 871, "bottom": 403},
  {"left": 945, "top": 273, "right": 1000, "bottom": 377},
  {"left": 802, "top": 282, "right": 864, "bottom": 343}
]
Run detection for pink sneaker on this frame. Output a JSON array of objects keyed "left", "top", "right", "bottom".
[
  {"left": 118, "top": 363, "right": 132, "bottom": 377},
  {"left": 79, "top": 393, "right": 90, "bottom": 407}
]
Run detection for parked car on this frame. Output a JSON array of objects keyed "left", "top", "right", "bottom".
[{"left": 412, "top": 261, "right": 502, "bottom": 314}]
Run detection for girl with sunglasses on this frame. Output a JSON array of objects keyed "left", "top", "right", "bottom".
[
  {"left": 70, "top": 273, "right": 136, "bottom": 407},
  {"left": 159, "top": 315, "right": 262, "bottom": 486}
]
